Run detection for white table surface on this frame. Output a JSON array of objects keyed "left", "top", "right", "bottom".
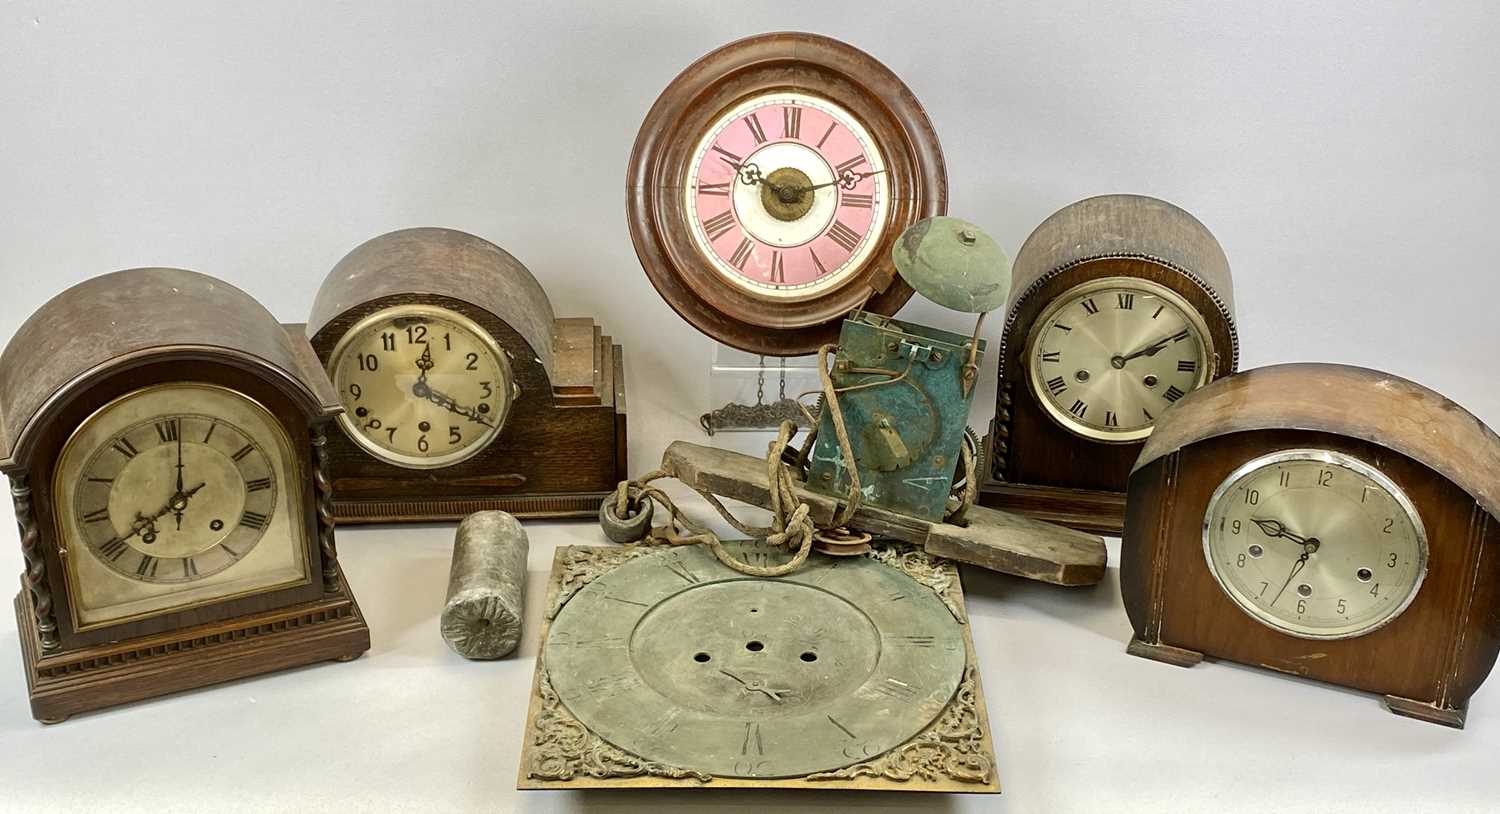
[{"left": 1, "top": 491, "right": 1494, "bottom": 813}]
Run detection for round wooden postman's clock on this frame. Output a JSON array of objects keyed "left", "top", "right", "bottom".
[
  {"left": 307, "top": 227, "right": 627, "bottom": 524},
  {"left": 979, "top": 194, "right": 1238, "bottom": 533},
  {"left": 1122, "top": 363, "right": 1500, "bottom": 728},
  {"left": 0, "top": 268, "right": 370, "bottom": 723},
  {"left": 627, "top": 31, "right": 948, "bottom": 355}
]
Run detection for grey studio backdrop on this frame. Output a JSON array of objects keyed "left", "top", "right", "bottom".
[{"left": 0, "top": 2, "right": 1496, "bottom": 812}]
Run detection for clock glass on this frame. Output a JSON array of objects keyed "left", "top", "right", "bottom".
[
  {"left": 53, "top": 383, "right": 312, "bottom": 629},
  {"left": 544, "top": 543, "right": 965, "bottom": 779},
  {"left": 1025, "top": 276, "right": 1213, "bottom": 442},
  {"left": 328, "top": 304, "right": 515, "bottom": 469},
  {"left": 684, "top": 92, "right": 890, "bottom": 302},
  {"left": 1202, "top": 449, "right": 1429, "bottom": 639}
]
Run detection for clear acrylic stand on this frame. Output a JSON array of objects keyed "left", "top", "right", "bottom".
[{"left": 701, "top": 345, "right": 819, "bottom": 453}]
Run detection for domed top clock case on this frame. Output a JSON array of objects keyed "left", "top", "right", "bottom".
[
  {"left": 0, "top": 268, "right": 369, "bottom": 722},
  {"left": 307, "top": 227, "right": 627, "bottom": 524},
  {"left": 1122, "top": 363, "right": 1500, "bottom": 728},
  {"left": 627, "top": 32, "right": 948, "bottom": 356},
  {"left": 980, "top": 194, "right": 1238, "bottom": 533}
]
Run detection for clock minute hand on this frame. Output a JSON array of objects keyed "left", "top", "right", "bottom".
[
  {"left": 173, "top": 426, "right": 186, "bottom": 531},
  {"left": 1114, "top": 336, "right": 1173, "bottom": 367},
  {"left": 717, "top": 669, "right": 786, "bottom": 702},
  {"left": 422, "top": 384, "right": 495, "bottom": 428}
]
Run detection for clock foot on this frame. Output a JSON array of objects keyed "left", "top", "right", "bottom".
[
  {"left": 1384, "top": 695, "right": 1466, "bottom": 728},
  {"left": 38, "top": 715, "right": 69, "bottom": 725},
  {"left": 334, "top": 652, "right": 362, "bottom": 663},
  {"left": 1126, "top": 636, "right": 1204, "bottom": 668}
]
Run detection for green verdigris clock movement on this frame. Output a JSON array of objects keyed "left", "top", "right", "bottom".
[{"left": 518, "top": 541, "right": 997, "bottom": 792}]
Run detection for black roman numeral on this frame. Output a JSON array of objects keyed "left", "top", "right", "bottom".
[
  {"left": 99, "top": 537, "right": 129, "bottom": 560},
  {"left": 112, "top": 438, "right": 139, "bottom": 459},
  {"left": 729, "top": 238, "right": 754, "bottom": 270},
  {"left": 203, "top": 421, "right": 217, "bottom": 443},
  {"left": 809, "top": 248, "right": 828, "bottom": 276},
  {"left": 1152, "top": 305, "right": 1165, "bottom": 319},
  {"left": 136, "top": 556, "right": 158, "bottom": 578},
  {"left": 1105, "top": 411, "right": 1119, "bottom": 427},
  {"left": 1163, "top": 386, "right": 1186, "bottom": 402},
  {"left": 182, "top": 558, "right": 199, "bottom": 579},
  {"left": 245, "top": 478, "right": 273, "bottom": 492},
  {"left": 1143, "top": 407, "right": 1155, "bottom": 421},
  {"left": 702, "top": 210, "right": 736, "bottom": 241},
  {"left": 1054, "top": 323, "right": 1073, "bottom": 333},
  {"left": 1046, "top": 376, "right": 1068, "bottom": 396},
  {"left": 697, "top": 181, "right": 731, "bottom": 196},
  {"left": 232, "top": 444, "right": 255, "bottom": 462},
  {"left": 1117, "top": 293, "right": 1134, "bottom": 309},
  {"left": 711, "top": 144, "right": 742, "bottom": 166},
  {"left": 827, "top": 220, "right": 861, "bottom": 252},
  {"left": 835, "top": 155, "right": 868, "bottom": 173},
  {"left": 239, "top": 511, "right": 269, "bottom": 530},
  {"left": 841, "top": 193, "right": 873, "bottom": 208},
  {"left": 155, "top": 419, "right": 179, "bottom": 443},
  {"left": 744, "top": 112, "right": 767, "bottom": 144},
  {"left": 1169, "top": 329, "right": 1190, "bottom": 343},
  {"left": 1069, "top": 400, "right": 1088, "bottom": 418},
  {"left": 1081, "top": 298, "right": 1100, "bottom": 315},
  {"left": 1041, "top": 351, "right": 1060, "bottom": 363},
  {"left": 1177, "top": 360, "right": 1197, "bottom": 372},
  {"left": 782, "top": 105, "right": 801, "bottom": 139},
  {"left": 816, "top": 121, "right": 837, "bottom": 148},
  {"left": 82, "top": 507, "right": 111, "bottom": 524}
]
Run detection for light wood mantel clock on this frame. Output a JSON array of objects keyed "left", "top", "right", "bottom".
[
  {"left": 627, "top": 31, "right": 948, "bottom": 355},
  {"left": 1122, "top": 363, "right": 1500, "bottom": 727},
  {"left": 0, "top": 268, "right": 370, "bottom": 723}
]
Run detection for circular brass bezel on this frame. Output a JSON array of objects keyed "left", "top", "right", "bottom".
[
  {"left": 1201, "top": 448, "right": 1430, "bottom": 640},
  {"left": 1023, "top": 275, "right": 1215, "bottom": 443},
  {"left": 326, "top": 303, "right": 515, "bottom": 470}
]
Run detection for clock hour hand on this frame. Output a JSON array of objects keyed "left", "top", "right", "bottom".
[
  {"left": 1112, "top": 336, "right": 1174, "bottom": 368},
  {"left": 125, "top": 482, "right": 207, "bottom": 544},
  {"left": 1251, "top": 518, "right": 1311, "bottom": 545},
  {"left": 415, "top": 344, "right": 434, "bottom": 385}
]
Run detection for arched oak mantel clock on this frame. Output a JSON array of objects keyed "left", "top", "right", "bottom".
[
  {"left": 307, "top": 227, "right": 627, "bottom": 523},
  {"left": 978, "top": 194, "right": 1239, "bottom": 533},
  {"left": 627, "top": 31, "right": 948, "bottom": 355},
  {"left": 0, "top": 268, "right": 370, "bottom": 723},
  {"left": 1122, "top": 363, "right": 1500, "bottom": 727}
]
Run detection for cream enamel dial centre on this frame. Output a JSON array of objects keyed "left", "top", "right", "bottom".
[
  {"left": 1025, "top": 277, "right": 1213, "bottom": 442},
  {"left": 329, "top": 304, "right": 516, "bottom": 469},
  {"left": 1202, "top": 449, "right": 1428, "bottom": 639}
]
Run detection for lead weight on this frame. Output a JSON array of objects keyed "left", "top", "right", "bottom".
[{"left": 440, "top": 511, "right": 529, "bottom": 660}]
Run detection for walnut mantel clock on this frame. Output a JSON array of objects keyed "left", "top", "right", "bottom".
[
  {"left": 307, "top": 227, "right": 627, "bottom": 523},
  {"left": 979, "top": 194, "right": 1238, "bottom": 533},
  {"left": 627, "top": 31, "right": 947, "bottom": 355},
  {"left": 0, "top": 268, "right": 370, "bottom": 723},
  {"left": 1122, "top": 363, "right": 1500, "bottom": 728}
]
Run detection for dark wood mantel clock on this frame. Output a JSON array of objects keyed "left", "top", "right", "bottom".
[
  {"left": 978, "top": 194, "right": 1239, "bottom": 533},
  {"left": 0, "top": 268, "right": 370, "bottom": 723},
  {"left": 1122, "top": 363, "right": 1500, "bottom": 728},
  {"left": 628, "top": 31, "right": 947, "bottom": 355},
  {"left": 307, "top": 227, "right": 627, "bottom": 523}
]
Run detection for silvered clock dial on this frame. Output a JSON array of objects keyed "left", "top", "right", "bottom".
[
  {"left": 1203, "top": 448, "right": 1429, "bottom": 639},
  {"left": 1025, "top": 276, "right": 1213, "bottom": 442},
  {"left": 521, "top": 542, "right": 997, "bottom": 791}
]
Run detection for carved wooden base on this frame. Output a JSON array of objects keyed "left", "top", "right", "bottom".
[
  {"left": 976, "top": 480, "right": 1127, "bottom": 536},
  {"left": 1126, "top": 636, "right": 1204, "bottom": 668},
  {"left": 15, "top": 572, "right": 370, "bottom": 723},
  {"left": 1384, "top": 695, "right": 1467, "bottom": 729},
  {"left": 334, "top": 490, "right": 611, "bottom": 524}
]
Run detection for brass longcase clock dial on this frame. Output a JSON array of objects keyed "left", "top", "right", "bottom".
[
  {"left": 628, "top": 31, "right": 948, "bottom": 355},
  {"left": 521, "top": 542, "right": 998, "bottom": 791}
]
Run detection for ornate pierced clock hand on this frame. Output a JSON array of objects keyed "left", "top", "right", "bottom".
[
  {"left": 420, "top": 384, "right": 496, "bottom": 428},
  {"left": 415, "top": 344, "right": 434, "bottom": 385},
  {"left": 124, "top": 482, "right": 207, "bottom": 545},
  {"left": 173, "top": 427, "right": 186, "bottom": 531}
]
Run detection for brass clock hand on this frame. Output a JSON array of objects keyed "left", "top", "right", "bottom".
[
  {"left": 718, "top": 669, "right": 786, "bottom": 702},
  {"left": 173, "top": 426, "right": 185, "bottom": 531},
  {"left": 1111, "top": 336, "right": 1175, "bottom": 368},
  {"left": 124, "top": 482, "right": 207, "bottom": 545},
  {"left": 416, "top": 344, "right": 434, "bottom": 385},
  {"left": 780, "top": 167, "right": 889, "bottom": 198},
  {"left": 417, "top": 383, "right": 496, "bottom": 428}
]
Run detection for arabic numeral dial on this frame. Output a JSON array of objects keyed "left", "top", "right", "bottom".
[
  {"left": 1202, "top": 449, "right": 1429, "bottom": 639},
  {"left": 330, "top": 304, "right": 515, "bottom": 469}
]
